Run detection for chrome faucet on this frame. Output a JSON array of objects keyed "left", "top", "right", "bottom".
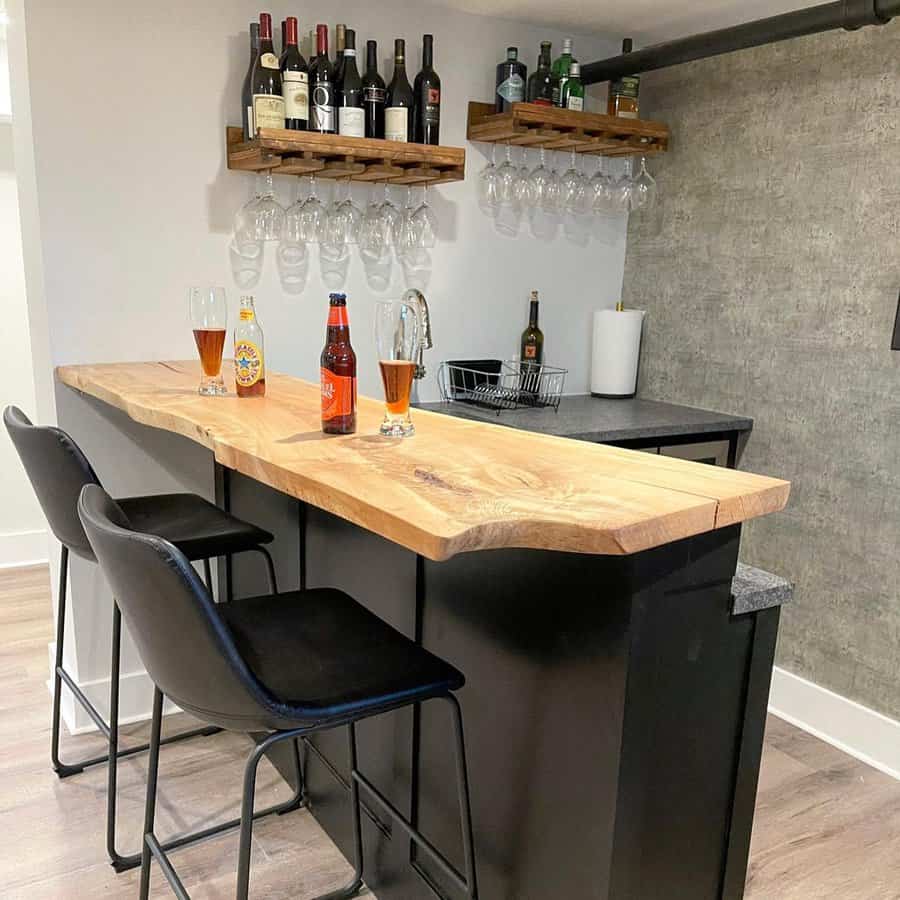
[{"left": 402, "top": 289, "right": 432, "bottom": 380}]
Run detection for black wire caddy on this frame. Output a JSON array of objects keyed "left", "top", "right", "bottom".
[{"left": 437, "top": 359, "right": 567, "bottom": 414}]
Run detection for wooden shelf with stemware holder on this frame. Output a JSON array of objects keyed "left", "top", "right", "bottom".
[
  {"left": 466, "top": 102, "right": 669, "bottom": 157},
  {"left": 226, "top": 126, "right": 466, "bottom": 186}
]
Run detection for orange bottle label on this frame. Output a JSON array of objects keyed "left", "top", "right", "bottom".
[
  {"left": 234, "top": 340, "right": 263, "bottom": 387},
  {"left": 321, "top": 368, "right": 356, "bottom": 421}
]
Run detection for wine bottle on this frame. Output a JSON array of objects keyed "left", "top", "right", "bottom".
[
  {"left": 362, "top": 40, "right": 386, "bottom": 139},
  {"left": 241, "top": 22, "right": 260, "bottom": 140},
  {"left": 281, "top": 16, "right": 308, "bottom": 131},
  {"left": 337, "top": 29, "right": 364, "bottom": 137},
  {"left": 310, "top": 24, "right": 336, "bottom": 134},
  {"left": 495, "top": 47, "right": 526, "bottom": 113},
  {"left": 550, "top": 39, "right": 575, "bottom": 107},
  {"left": 280, "top": 20, "right": 287, "bottom": 65},
  {"left": 607, "top": 39, "right": 640, "bottom": 119},
  {"left": 520, "top": 290, "right": 545, "bottom": 376},
  {"left": 385, "top": 39, "right": 413, "bottom": 142},
  {"left": 250, "top": 13, "right": 284, "bottom": 137},
  {"left": 334, "top": 24, "right": 347, "bottom": 87},
  {"left": 562, "top": 62, "right": 584, "bottom": 111},
  {"left": 413, "top": 34, "right": 440, "bottom": 145},
  {"left": 527, "top": 41, "right": 553, "bottom": 106}
]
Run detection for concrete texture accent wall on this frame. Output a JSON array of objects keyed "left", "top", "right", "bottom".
[{"left": 622, "top": 25, "right": 900, "bottom": 719}]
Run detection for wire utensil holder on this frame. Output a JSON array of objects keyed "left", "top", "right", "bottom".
[{"left": 438, "top": 360, "right": 567, "bottom": 413}]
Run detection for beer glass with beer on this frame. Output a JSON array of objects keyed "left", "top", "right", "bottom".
[
  {"left": 375, "top": 299, "right": 419, "bottom": 437},
  {"left": 189, "top": 286, "right": 228, "bottom": 395}
]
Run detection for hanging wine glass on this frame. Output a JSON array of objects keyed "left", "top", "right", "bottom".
[
  {"left": 478, "top": 143, "right": 501, "bottom": 212},
  {"left": 252, "top": 170, "right": 286, "bottom": 241},
  {"left": 514, "top": 148, "right": 532, "bottom": 207},
  {"left": 541, "top": 154, "right": 563, "bottom": 213},
  {"left": 560, "top": 150, "right": 588, "bottom": 215},
  {"left": 379, "top": 184, "right": 402, "bottom": 246},
  {"left": 360, "top": 184, "right": 388, "bottom": 258},
  {"left": 411, "top": 185, "right": 437, "bottom": 248},
  {"left": 496, "top": 144, "right": 519, "bottom": 208},
  {"left": 326, "top": 179, "right": 362, "bottom": 245},
  {"left": 589, "top": 157, "right": 614, "bottom": 214},
  {"left": 630, "top": 156, "right": 658, "bottom": 212},
  {"left": 526, "top": 148, "right": 553, "bottom": 210},
  {"left": 298, "top": 174, "right": 327, "bottom": 242},
  {"left": 608, "top": 158, "right": 633, "bottom": 215},
  {"left": 395, "top": 186, "right": 419, "bottom": 258}
]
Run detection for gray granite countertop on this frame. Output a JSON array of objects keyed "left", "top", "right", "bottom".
[
  {"left": 416, "top": 394, "right": 753, "bottom": 443},
  {"left": 732, "top": 564, "right": 794, "bottom": 614}
]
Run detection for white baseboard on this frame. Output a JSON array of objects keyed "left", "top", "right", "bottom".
[
  {"left": 47, "top": 642, "right": 180, "bottom": 735},
  {"left": 0, "top": 528, "right": 48, "bottom": 569},
  {"left": 769, "top": 666, "right": 900, "bottom": 781}
]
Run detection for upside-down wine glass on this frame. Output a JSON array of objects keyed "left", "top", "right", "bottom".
[
  {"left": 478, "top": 144, "right": 501, "bottom": 212},
  {"left": 252, "top": 170, "right": 286, "bottom": 240},
  {"left": 298, "top": 174, "right": 327, "bottom": 242},
  {"left": 630, "top": 156, "right": 658, "bottom": 212},
  {"left": 411, "top": 185, "right": 437, "bottom": 248}
]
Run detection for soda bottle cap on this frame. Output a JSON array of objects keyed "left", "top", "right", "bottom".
[{"left": 329, "top": 292, "right": 347, "bottom": 304}]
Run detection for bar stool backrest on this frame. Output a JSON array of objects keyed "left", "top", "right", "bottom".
[
  {"left": 4, "top": 405, "right": 100, "bottom": 561},
  {"left": 77, "top": 484, "right": 279, "bottom": 731}
]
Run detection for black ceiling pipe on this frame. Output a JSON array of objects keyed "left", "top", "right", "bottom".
[{"left": 582, "top": 0, "right": 900, "bottom": 84}]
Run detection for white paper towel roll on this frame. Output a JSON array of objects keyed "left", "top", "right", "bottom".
[{"left": 591, "top": 309, "right": 646, "bottom": 398}]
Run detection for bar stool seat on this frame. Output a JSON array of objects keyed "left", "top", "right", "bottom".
[
  {"left": 119, "top": 493, "right": 273, "bottom": 561},
  {"left": 219, "top": 590, "right": 463, "bottom": 723}
]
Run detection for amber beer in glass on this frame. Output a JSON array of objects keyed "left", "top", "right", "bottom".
[
  {"left": 189, "top": 286, "right": 228, "bottom": 395},
  {"left": 320, "top": 293, "right": 357, "bottom": 434},
  {"left": 374, "top": 298, "right": 419, "bottom": 437}
]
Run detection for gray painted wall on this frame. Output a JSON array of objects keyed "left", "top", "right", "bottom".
[{"left": 622, "top": 25, "right": 900, "bottom": 719}]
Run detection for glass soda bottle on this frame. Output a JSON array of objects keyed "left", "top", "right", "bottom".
[
  {"left": 234, "top": 295, "right": 266, "bottom": 397},
  {"left": 320, "top": 292, "right": 357, "bottom": 434}
]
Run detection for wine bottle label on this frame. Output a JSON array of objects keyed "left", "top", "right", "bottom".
[
  {"left": 283, "top": 71, "right": 309, "bottom": 120},
  {"left": 524, "top": 344, "right": 537, "bottom": 359},
  {"left": 321, "top": 368, "right": 357, "bottom": 420},
  {"left": 253, "top": 94, "right": 286, "bottom": 131},
  {"left": 246, "top": 104, "right": 254, "bottom": 137},
  {"left": 497, "top": 74, "right": 525, "bottom": 103},
  {"left": 566, "top": 96, "right": 584, "bottom": 111},
  {"left": 424, "top": 87, "right": 440, "bottom": 124},
  {"left": 311, "top": 84, "right": 335, "bottom": 131},
  {"left": 363, "top": 85, "right": 385, "bottom": 104},
  {"left": 260, "top": 52, "right": 280, "bottom": 70},
  {"left": 234, "top": 340, "right": 264, "bottom": 388},
  {"left": 385, "top": 106, "right": 408, "bottom": 141},
  {"left": 339, "top": 106, "right": 365, "bottom": 137}
]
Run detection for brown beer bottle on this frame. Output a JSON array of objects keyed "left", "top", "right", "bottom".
[{"left": 320, "top": 293, "right": 357, "bottom": 434}]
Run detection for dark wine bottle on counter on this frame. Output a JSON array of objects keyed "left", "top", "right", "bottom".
[
  {"left": 520, "top": 291, "right": 544, "bottom": 368},
  {"left": 281, "top": 16, "right": 308, "bottom": 130},
  {"left": 362, "top": 40, "right": 386, "bottom": 139},
  {"left": 310, "top": 24, "right": 336, "bottom": 134},
  {"left": 385, "top": 39, "right": 413, "bottom": 142},
  {"left": 527, "top": 41, "right": 553, "bottom": 105},
  {"left": 321, "top": 293, "right": 357, "bottom": 435},
  {"left": 413, "top": 34, "right": 440, "bottom": 145},
  {"left": 495, "top": 46, "right": 526, "bottom": 113},
  {"left": 241, "top": 22, "right": 260, "bottom": 139},
  {"left": 334, "top": 24, "right": 347, "bottom": 86},
  {"left": 337, "top": 29, "right": 364, "bottom": 137},
  {"left": 250, "top": 13, "right": 284, "bottom": 137}
]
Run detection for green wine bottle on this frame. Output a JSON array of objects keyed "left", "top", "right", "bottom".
[
  {"left": 561, "top": 62, "right": 584, "bottom": 111},
  {"left": 550, "top": 39, "right": 575, "bottom": 107}
]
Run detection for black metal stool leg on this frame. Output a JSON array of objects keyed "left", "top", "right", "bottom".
[
  {"left": 446, "top": 694, "right": 478, "bottom": 900},
  {"left": 315, "top": 723, "right": 365, "bottom": 900},
  {"left": 203, "top": 558, "right": 213, "bottom": 593},
  {"left": 139, "top": 687, "right": 163, "bottom": 900},
  {"left": 256, "top": 546, "right": 278, "bottom": 594},
  {"left": 51, "top": 546, "right": 84, "bottom": 777}
]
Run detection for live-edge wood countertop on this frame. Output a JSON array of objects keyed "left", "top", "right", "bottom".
[{"left": 56, "top": 361, "right": 790, "bottom": 562}]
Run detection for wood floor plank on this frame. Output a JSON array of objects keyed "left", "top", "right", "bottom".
[{"left": 0, "top": 564, "right": 897, "bottom": 898}]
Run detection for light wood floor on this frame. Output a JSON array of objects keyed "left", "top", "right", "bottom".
[{"left": 1, "top": 565, "right": 898, "bottom": 899}]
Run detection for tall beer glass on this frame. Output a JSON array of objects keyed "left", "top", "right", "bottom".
[
  {"left": 189, "top": 286, "right": 228, "bottom": 395},
  {"left": 375, "top": 299, "right": 418, "bottom": 437}
]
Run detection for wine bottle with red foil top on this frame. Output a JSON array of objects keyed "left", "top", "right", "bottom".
[
  {"left": 281, "top": 16, "right": 308, "bottom": 130},
  {"left": 321, "top": 293, "right": 357, "bottom": 434},
  {"left": 310, "top": 24, "right": 336, "bottom": 134},
  {"left": 250, "top": 13, "right": 284, "bottom": 136}
]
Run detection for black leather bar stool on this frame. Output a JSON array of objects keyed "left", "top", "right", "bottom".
[
  {"left": 3, "top": 405, "right": 292, "bottom": 872},
  {"left": 78, "top": 484, "right": 478, "bottom": 900}
]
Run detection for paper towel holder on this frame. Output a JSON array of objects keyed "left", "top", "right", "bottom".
[{"left": 590, "top": 306, "right": 646, "bottom": 399}]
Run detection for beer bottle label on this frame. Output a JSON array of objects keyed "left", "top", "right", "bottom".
[
  {"left": 321, "top": 368, "right": 357, "bottom": 421},
  {"left": 235, "top": 340, "right": 264, "bottom": 388}
]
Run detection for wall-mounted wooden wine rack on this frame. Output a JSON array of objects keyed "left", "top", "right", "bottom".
[
  {"left": 466, "top": 102, "right": 669, "bottom": 156},
  {"left": 226, "top": 126, "right": 466, "bottom": 186}
]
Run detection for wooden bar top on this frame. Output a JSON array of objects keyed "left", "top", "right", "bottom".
[{"left": 56, "top": 361, "right": 790, "bottom": 561}]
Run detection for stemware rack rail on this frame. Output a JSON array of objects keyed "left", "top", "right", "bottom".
[
  {"left": 226, "top": 127, "right": 466, "bottom": 186},
  {"left": 466, "top": 102, "right": 669, "bottom": 157}
]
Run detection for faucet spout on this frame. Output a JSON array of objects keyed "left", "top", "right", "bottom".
[{"left": 403, "top": 289, "right": 432, "bottom": 379}]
